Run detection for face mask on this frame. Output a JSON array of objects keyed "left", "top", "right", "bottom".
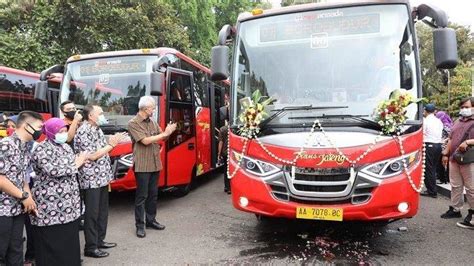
[
  {"left": 65, "top": 110, "right": 76, "bottom": 120},
  {"left": 54, "top": 132, "right": 68, "bottom": 144},
  {"left": 97, "top": 114, "right": 108, "bottom": 126},
  {"left": 459, "top": 108, "right": 473, "bottom": 117},
  {"left": 26, "top": 123, "right": 42, "bottom": 141},
  {"left": 6, "top": 127, "right": 14, "bottom": 136}
]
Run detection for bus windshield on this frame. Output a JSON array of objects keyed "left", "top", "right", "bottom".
[
  {"left": 232, "top": 4, "right": 419, "bottom": 127},
  {"left": 60, "top": 55, "right": 157, "bottom": 128}
]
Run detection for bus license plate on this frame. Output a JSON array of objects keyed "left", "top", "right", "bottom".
[{"left": 296, "top": 207, "right": 343, "bottom": 221}]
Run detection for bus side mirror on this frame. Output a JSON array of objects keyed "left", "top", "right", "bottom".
[
  {"left": 211, "top": 45, "right": 229, "bottom": 81},
  {"left": 34, "top": 81, "right": 48, "bottom": 101},
  {"left": 150, "top": 72, "right": 164, "bottom": 96},
  {"left": 433, "top": 28, "right": 458, "bottom": 69}
]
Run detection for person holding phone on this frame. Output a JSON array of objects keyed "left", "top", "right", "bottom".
[
  {"left": 30, "top": 118, "right": 89, "bottom": 266},
  {"left": 128, "top": 96, "right": 176, "bottom": 238},
  {"left": 60, "top": 101, "right": 83, "bottom": 145}
]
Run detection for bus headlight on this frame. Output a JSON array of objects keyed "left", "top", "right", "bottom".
[
  {"left": 361, "top": 151, "right": 420, "bottom": 179},
  {"left": 231, "top": 151, "right": 280, "bottom": 177}
]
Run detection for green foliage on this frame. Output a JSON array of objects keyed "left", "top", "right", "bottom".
[{"left": 0, "top": 0, "right": 254, "bottom": 71}]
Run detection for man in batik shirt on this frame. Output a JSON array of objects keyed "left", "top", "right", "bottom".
[
  {"left": 0, "top": 111, "right": 43, "bottom": 265},
  {"left": 74, "top": 104, "right": 126, "bottom": 258}
]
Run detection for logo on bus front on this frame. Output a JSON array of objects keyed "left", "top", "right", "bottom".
[
  {"left": 311, "top": 33, "right": 329, "bottom": 49},
  {"left": 294, "top": 151, "right": 345, "bottom": 165}
]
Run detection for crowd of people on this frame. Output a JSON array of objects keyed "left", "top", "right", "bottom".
[
  {"left": 0, "top": 95, "right": 472, "bottom": 265},
  {"left": 0, "top": 96, "right": 176, "bottom": 266},
  {"left": 422, "top": 97, "right": 474, "bottom": 230}
]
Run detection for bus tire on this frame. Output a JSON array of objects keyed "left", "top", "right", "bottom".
[{"left": 172, "top": 166, "right": 196, "bottom": 197}]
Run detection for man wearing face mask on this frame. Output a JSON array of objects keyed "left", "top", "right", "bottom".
[
  {"left": 0, "top": 111, "right": 42, "bottom": 266},
  {"left": 128, "top": 96, "right": 176, "bottom": 238},
  {"left": 441, "top": 97, "right": 474, "bottom": 230},
  {"left": 60, "top": 101, "right": 83, "bottom": 145},
  {"left": 74, "top": 104, "right": 127, "bottom": 258}
]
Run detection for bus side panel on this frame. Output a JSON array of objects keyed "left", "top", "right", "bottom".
[
  {"left": 166, "top": 138, "right": 196, "bottom": 186},
  {"left": 195, "top": 107, "right": 212, "bottom": 176}
]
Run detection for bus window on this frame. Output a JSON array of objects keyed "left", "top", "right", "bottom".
[
  {"left": 0, "top": 72, "right": 49, "bottom": 113},
  {"left": 168, "top": 71, "right": 195, "bottom": 149}
]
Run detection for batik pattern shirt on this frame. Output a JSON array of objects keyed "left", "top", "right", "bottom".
[
  {"left": 74, "top": 121, "right": 113, "bottom": 189},
  {"left": 0, "top": 134, "right": 30, "bottom": 217},
  {"left": 30, "top": 140, "right": 80, "bottom": 226}
]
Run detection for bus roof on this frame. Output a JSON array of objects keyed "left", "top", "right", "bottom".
[
  {"left": 238, "top": 0, "right": 410, "bottom": 22},
  {"left": 66, "top": 47, "right": 180, "bottom": 63},
  {"left": 65, "top": 47, "right": 217, "bottom": 77},
  {"left": 0, "top": 66, "right": 62, "bottom": 83}
]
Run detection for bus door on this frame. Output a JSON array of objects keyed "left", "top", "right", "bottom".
[
  {"left": 209, "top": 83, "right": 226, "bottom": 168},
  {"left": 165, "top": 68, "right": 196, "bottom": 186}
]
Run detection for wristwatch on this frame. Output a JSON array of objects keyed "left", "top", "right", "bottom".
[{"left": 20, "top": 191, "right": 29, "bottom": 201}]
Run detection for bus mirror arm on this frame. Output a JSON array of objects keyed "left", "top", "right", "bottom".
[
  {"left": 35, "top": 64, "right": 63, "bottom": 101},
  {"left": 211, "top": 25, "right": 235, "bottom": 81},
  {"left": 150, "top": 55, "right": 174, "bottom": 96},
  {"left": 39, "top": 64, "right": 64, "bottom": 81},
  {"left": 414, "top": 4, "right": 458, "bottom": 69}
]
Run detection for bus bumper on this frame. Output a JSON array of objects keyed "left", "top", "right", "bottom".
[{"left": 230, "top": 170, "right": 420, "bottom": 221}]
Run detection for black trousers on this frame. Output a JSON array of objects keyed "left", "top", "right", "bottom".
[
  {"left": 33, "top": 220, "right": 80, "bottom": 266},
  {"left": 24, "top": 215, "right": 35, "bottom": 261},
  {"left": 425, "top": 143, "right": 442, "bottom": 195},
  {"left": 83, "top": 186, "right": 109, "bottom": 252},
  {"left": 223, "top": 157, "right": 230, "bottom": 191},
  {"left": 0, "top": 214, "right": 24, "bottom": 266},
  {"left": 134, "top": 171, "right": 159, "bottom": 229},
  {"left": 436, "top": 157, "right": 450, "bottom": 183}
]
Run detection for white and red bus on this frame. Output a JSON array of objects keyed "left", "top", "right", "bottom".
[
  {"left": 35, "top": 48, "right": 228, "bottom": 195},
  {"left": 211, "top": 0, "right": 457, "bottom": 222},
  {"left": 0, "top": 66, "right": 61, "bottom": 136}
]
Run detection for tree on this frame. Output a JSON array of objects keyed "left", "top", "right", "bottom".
[
  {"left": 416, "top": 23, "right": 473, "bottom": 116},
  {"left": 168, "top": 0, "right": 217, "bottom": 65},
  {"left": 0, "top": 0, "right": 192, "bottom": 72},
  {"left": 214, "top": 0, "right": 256, "bottom": 30}
]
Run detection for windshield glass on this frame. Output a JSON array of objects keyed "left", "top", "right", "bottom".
[
  {"left": 60, "top": 55, "right": 157, "bottom": 128},
  {"left": 232, "top": 4, "right": 418, "bottom": 126}
]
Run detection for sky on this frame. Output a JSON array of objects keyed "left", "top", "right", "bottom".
[{"left": 267, "top": 0, "right": 473, "bottom": 28}]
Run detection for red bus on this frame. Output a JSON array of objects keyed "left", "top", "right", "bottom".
[
  {"left": 36, "top": 48, "right": 228, "bottom": 195},
  {"left": 211, "top": 0, "right": 457, "bottom": 222},
  {"left": 0, "top": 66, "right": 61, "bottom": 135}
]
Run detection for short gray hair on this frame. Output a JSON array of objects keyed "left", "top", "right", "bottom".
[{"left": 138, "top": 96, "right": 156, "bottom": 110}]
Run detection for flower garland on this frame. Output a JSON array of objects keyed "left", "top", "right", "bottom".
[
  {"left": 227, "top": 89, "right": 426, "bottom": 193},
  {"left": 373, "top": 89, "right": 423, "bottom": 135},
  {"left": 238, "top": 90, "right": 274, "bottom": 138}
]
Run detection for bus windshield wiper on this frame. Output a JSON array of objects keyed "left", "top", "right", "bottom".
[
  {"left": 260, "top": 105, "right": 348, "bottom": 128},
  {"left": 289, "top": 114, "right": 381, "bottom": 129}
]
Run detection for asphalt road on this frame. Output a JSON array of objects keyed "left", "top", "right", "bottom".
[{"left": 80, "top": 171, "right": 473, "bottom": 265}]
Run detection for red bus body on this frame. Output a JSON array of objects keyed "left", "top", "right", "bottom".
[
  {"left": 211, "top": 0, "right": 453, "bottom": 222},
  {"left": 59, "top": 48, "right": 228, "bottom": 192},
  {"left": 0, "top": 66, "right": 61, "bottom": 123}
]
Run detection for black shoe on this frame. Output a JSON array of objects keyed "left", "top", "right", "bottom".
[
  {"left": 136, "top": 228, "right": 146, "bottom": 238},
  {"left": 146, "top": 221, "right": 166, "bottom": 230},
  {"left": 84, "top": 249, "right": 109, "bottom": 258},
  {"left": 224, "top": 188, "right": 231, "bottom": 194},
  {"left": 420, "top": 192, "right": 437, "bottom": 198},
  {"left": 98, "top": 242, "right": 117, "bottom": 249},
  {"left": 440, "top": 206, "right": 462, "bottom": 219}
]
